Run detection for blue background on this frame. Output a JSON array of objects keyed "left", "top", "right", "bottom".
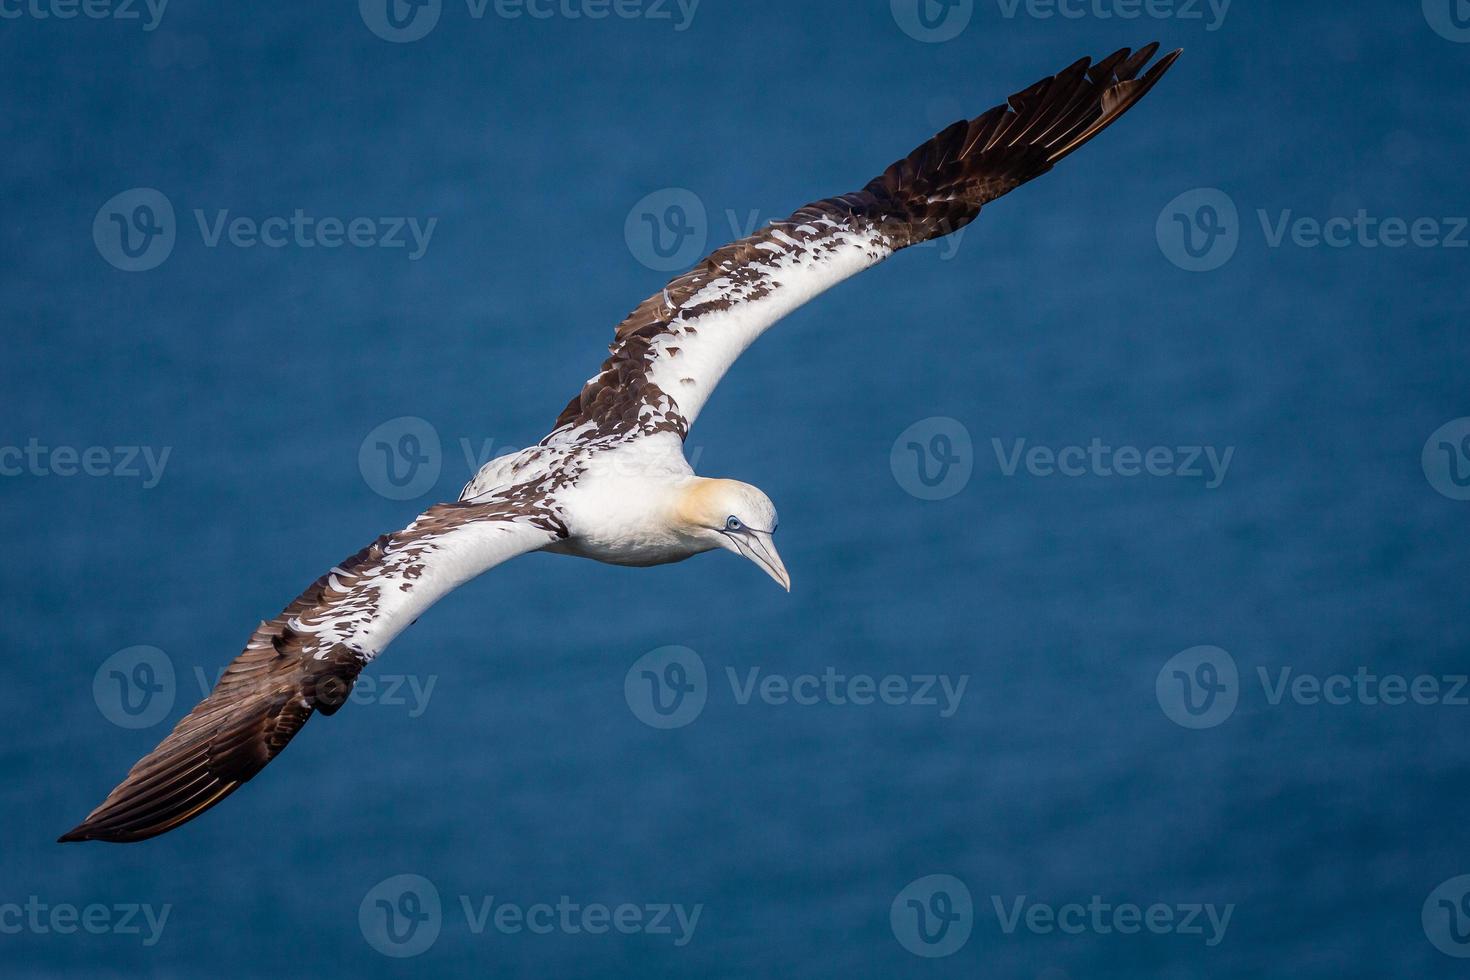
[{"left": 3, "top": 0, "right": 1468, "bottom": 976}]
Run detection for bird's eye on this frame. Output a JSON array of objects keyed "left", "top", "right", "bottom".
[{"left": 725, "top": 516, "right": 743, "bottom": 532}]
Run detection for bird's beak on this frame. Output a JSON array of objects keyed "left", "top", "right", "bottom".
[{"left": 726, "top": 528, "right": 791, "bottom": 592}]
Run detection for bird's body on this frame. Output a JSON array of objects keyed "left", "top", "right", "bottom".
[
  {"left": 534, "top": 436, "right": 708, "bottom": 567},
  {"left": 61, "top": 43, "right": 1181, "bottom": 843}
]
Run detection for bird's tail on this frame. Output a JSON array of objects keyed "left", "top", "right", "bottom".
[{"left": 860, "top": 42, "right": 1182, "bottom": 248}]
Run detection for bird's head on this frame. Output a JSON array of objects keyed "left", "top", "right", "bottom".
[{"left": 675, "top": 478, "right": 790, "bottom": 591}]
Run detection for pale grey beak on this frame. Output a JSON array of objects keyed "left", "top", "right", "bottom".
[{"left": 725, "top": 528, "right": 791, "bottom": 592}]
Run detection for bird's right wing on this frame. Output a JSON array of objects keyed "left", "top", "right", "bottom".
[
  {"left": 60, "top": 498, "right": 564, "bottom": 843},
  {"left": 550, "top": 43, "right": 1180, "bottom": 445}
]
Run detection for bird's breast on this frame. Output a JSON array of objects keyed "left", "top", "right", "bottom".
[
  {"left": 549, "top": 505, "right": 709, "bottom": 567},
  {"left": 549, "top": 455, "right": 705, "bottom": 568},
  {"left": 548, "top": 535, "right": 707, "bottom": 568}
]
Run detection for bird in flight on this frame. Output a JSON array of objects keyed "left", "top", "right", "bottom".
[{"left": 62, "top": 43, "right": 1180, "bottom": 842}]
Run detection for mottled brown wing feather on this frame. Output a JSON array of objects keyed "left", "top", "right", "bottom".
[
  {"left": 553, "top": 43, "right": 1180, "bottom": 441},
  {"left": 60, "top": 501, "right": 560, "bottom": 843}
]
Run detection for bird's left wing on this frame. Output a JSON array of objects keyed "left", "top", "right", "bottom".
[
  {"left": 549, "top": 43, "right": 1179, "bottom": 445},
  {"left": 60, "top": 499, "right": 562, "bottom": 843}
]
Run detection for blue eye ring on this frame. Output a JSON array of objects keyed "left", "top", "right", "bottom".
[{"left": 725, "top": 516, "right": 743, "bottom": 532}]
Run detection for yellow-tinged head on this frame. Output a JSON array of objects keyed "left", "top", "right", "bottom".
[{"left": 674, "top": 478, "right": 789, "bottom": 591}]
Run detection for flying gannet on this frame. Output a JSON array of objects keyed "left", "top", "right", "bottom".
[{"left": 61, "top": 44, "right": 1180, "bottom": 842}]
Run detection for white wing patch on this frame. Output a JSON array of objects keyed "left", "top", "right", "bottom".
[
  {"left": 640, "top": 225, "right": 893, "bottom": 428},
  {"left": 281, "top": 512, "right": 555, "bottom": 664}
]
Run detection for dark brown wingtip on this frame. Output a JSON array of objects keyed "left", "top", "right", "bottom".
[
  {"left": 1040, "top": 42, "right": 1180, "bottom": 165},
  {"left": 57, "top": 818, "right": 157, "bottom": 844},
  {"left": 55, "top": 782, "right": 241, "bottom": 844},
  {"left": 1131, "top": 44, "right": 1184, "bottom": 90},
  {"left": 59, "top": 816, "right": 157, "bottom": 843},
  {"left": 56, "top": 815, "right": 166, "bottom": 843},
  {"left": 1154, "top": 46, "right": 1185, "bottom": 76},
  {"left": 54, "top": 767, "right": 249, "bottom": 845}
]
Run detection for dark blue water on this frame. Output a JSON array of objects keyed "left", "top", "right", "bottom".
[{"left": 4, "top": 1, "right": 1469, "bottom": 976}]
